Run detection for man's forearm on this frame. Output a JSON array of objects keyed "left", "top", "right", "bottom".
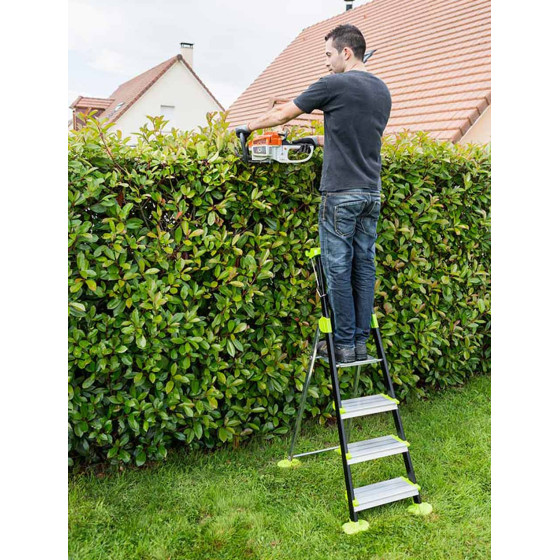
[
  {"left": 245, "top": 109, "right": 325, "bottom": 147},
  {"left": 248, "top": 108, "right": 289, "bottom": 132}
]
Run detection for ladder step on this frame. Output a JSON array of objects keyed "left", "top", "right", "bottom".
[
  {"left": 318, "top": 355, "right": 382, "bottom": 368},
  {"left": 340, "top": 394, "right": 398, "bottom": 420},
  {"left": 346, "top": 435, "right": 409, "bottom": 465},
  {"left": 353, "top": 477, "right": 419, "bottom": 512}
]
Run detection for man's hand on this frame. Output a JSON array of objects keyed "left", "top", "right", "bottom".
[
  {"left": 235, "top": 124, "right": 252, "bottom": 139},
  {"left": 292, "top": 136, "right": 321, "bottom": 148}
]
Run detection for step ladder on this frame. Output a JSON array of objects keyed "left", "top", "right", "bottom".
[{"left": 279, "top": 248, "right": 430, "bottom": 532}]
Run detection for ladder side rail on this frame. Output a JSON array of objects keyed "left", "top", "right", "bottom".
[
  {"left": 372, "top": 323, "right": 422, "bottom": 504},
  {"left": 345, "top": 365, "right": 362, "bottom": 443},
  {"left": 288, "top": 326, "right": 321, "bottom": 460},
  {"left": 315, "top": 255, "right": 359, "bottom": 522}
]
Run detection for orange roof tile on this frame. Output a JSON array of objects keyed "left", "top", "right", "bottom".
[
  {"left": 227, "top": 0, "right": 491, "bottom": 143},
  {"left": 70, "top": 96, "right": 115, "bottom": 110}
]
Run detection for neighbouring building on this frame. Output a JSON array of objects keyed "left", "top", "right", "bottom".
[
  {"left": 227, "top": 0, "right": 491, "bottom": 145},
  {"left": 70, "top": 43, "right": 224, "bottom": 136}
]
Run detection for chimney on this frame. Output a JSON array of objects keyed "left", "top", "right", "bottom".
[
  {"left": 180, "top": 42, "right": 194, "bottom": 67},
  {"left": 344, "top": 1, "right": 353, "bottom": 10}
]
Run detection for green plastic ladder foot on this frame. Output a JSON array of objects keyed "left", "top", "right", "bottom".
[
  {"left": 342, "top": 519, "right": 370, "bottom": 534},
  {"left": 334, "top": 447, "right": 352, "bottom": 460},
  {"left": 277, "top": 458, "right": 302, "bottom": 469},
  {"left": 407, "top": 502, "right": 433, "bottom": 516}
]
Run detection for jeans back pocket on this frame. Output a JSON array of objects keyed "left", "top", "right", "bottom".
[
  {"left": 333, "top": 199, "right": 367, "bottom": 237},
  {"left": 356, "top": 198, "right": 381, "bottom": 236}
]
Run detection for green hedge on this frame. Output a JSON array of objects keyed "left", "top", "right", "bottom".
[{"left": 68, "top": 113, "right": 490, "bottom": 466}]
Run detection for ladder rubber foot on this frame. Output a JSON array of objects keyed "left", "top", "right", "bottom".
[
  {"left": 277, "top": 458, "right": 302, "bottom": 469},
  {"left": 342, "top": 519, "right": 370, "bottom": 534},
  {"left": 407, "top": 502, "right": 433, "bottom": 516}
]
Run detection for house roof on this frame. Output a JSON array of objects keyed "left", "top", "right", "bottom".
[
  {"left": 70, "top": 96, "right": 114, "bottom": 110},
  {"left": 226, "top": 0, "right": 491, "bottom": 143},
  {"left": 70, "top": 55, "right": 224, "bottom": 124}
]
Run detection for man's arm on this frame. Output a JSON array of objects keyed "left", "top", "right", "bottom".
[
  {"left": 247, "top": 101, "right": 303, "bottom": 132},
  {"left": 239, "top": 100, "right": 324, "bottom": 146}
]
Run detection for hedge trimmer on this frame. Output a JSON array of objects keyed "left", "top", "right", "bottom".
[{"left": 235, "top": 129, "right": 318, "bottom": 164}]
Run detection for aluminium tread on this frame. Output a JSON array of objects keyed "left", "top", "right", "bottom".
[
  {"left": 317, "top": 354, "right": 382, "bottom": 368},
  {"left": 340, "top": 394, "right": 398, "bottom": 420},
  {"left": 353, "top": 477, "right": 420, "bottom": 512},
  {"left": 346, "top": 435, "right": 409, "bottom": 465}
]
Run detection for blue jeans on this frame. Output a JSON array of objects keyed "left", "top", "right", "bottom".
[{"left": 318, "top": 190, "right": 381, "bottom": 348}]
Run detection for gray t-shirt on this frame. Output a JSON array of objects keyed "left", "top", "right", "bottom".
[{"left": 293, "top": 70, "right": 391, "bottom": 192}]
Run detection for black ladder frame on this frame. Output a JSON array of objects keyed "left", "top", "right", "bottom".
[{"left": 288, "top": 252, "right": 421, "bottom": 522}]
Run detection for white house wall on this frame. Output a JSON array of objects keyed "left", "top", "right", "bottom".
[
  {"left": 113, "top": 61, "right": 222, "bottom": 138},
  {"left": 459, "top": 105, "right": 491, "bottom": 146}
]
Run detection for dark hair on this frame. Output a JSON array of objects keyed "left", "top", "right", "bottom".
[{"left": 325, "top": 24, "right": 366, "bottom": 61}]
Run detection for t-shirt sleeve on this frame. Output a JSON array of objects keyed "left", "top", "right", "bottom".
[{"left": 293, "top": 77, "right": 331, "bottom": 113}]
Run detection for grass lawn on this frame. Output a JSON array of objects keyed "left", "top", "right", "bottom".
[{"left": 69, "top": 374, "right": 490, "bottom": 560}]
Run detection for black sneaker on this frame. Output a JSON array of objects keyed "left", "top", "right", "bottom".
[
  {"left": 316, "top": 340, "right": 356, "bottom": 364},
  {"left": 355, "top": 342, "right": 368, "bottom": 361}
]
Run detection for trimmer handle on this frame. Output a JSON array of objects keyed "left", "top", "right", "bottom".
[
  {"left": 235, "top": 125, "right": 252, "bottom": 163},
  {"left": 239, "top": 132, "right": 249, "bottom": 163},
  {"left": 291, "top": 136, "right": 319, "bottom": 148}
]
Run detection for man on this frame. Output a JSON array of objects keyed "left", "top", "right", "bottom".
[{"left": 235, "top": 24, "right": 392, "bottom": 363}]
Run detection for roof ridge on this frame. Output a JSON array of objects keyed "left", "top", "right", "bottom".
[
  {"left": 300, "top": 0, "right": 380, "bottom": 33},
  {"left": 109, "top": 55, "right": 177, "bottom": 96},
  {"left": 103, "top": 57, "right": 177, "bottom": 122},
  {"left": 299, "top": 0, "right": 485, "bottom": 39}
]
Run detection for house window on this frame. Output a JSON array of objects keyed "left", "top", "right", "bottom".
[{"left": 160, "top": 105, "right": 175, "bottom": 130}]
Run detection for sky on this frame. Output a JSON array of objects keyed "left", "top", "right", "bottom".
[{"left": 68, "top": 0, "right": 372, "bottom": 117}]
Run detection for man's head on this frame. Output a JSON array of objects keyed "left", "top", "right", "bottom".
[{"left": 324, "top": 24, "right": 366, "bottom": 74}]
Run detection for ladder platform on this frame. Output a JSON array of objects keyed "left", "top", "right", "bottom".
[
  {"left": 354, "top": 477, "right": 419, "bottom": 512},
  {"left": 340, "top": 393, "right": 398, "bottom": 420},
  {"left": 318, "top": 354, "right": 382, "bottom": 368},
  {"left": 346, "top": 435, "right": 409, "bottom": 465}
]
